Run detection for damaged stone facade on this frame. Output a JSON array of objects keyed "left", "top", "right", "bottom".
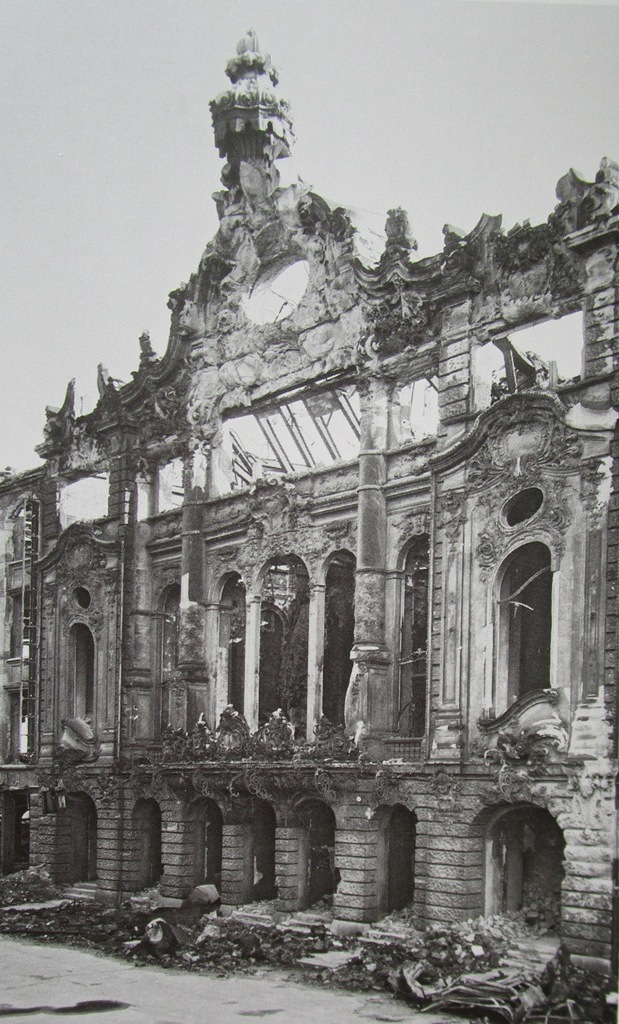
[{"left": 0, "top": 32, "right": 617, "bottom": 972}]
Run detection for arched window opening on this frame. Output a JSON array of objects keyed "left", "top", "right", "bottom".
[
  {"left": 322, "top": 553, "right": 355, "bottom": 725},
  {"left": 259, "top": 557, "right": 310, "bottom": 733},
  {"left": 252, "top": 800, "right": 276, "bottom": 902},
  {"left": 219, "top": 575, "right": 246, "bottom": 713},
  {"left": 486, "top": 806, "right": 565, "bottom": 930},
  {"left": 71, "top": 624, "right": 95, "bottom": 719},
  {"left": 387, "top": 804, "right": 417, "bottom": 912},
  {"left": 399, "top": 536, "right": 429, "bottom": 736},
  {"left": 189, "top": 798, "right": 223, "bottom": 891},
  {"left": 132, "top": 798, "right": 162, "bottom": 891},
  {"left": 499, "top": 543, "right": 552, "bottom": 704}
]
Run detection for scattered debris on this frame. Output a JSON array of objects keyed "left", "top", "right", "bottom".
[{"left": 0, "top": 874, "right": 611, "bottom": 1021}]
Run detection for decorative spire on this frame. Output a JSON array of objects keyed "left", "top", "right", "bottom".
[{"left": 210, "top": 30, "right": 293, "bottom": 164}]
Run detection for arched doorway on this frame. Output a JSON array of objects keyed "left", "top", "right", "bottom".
[
  {"left": 322, "top": 552, "right": 355, "bottom": 725},
  {"left": 66, "top": 793, "right": 97, "bottom": 883},
  {"left": 486, "top": 805, "right": 565, "bottom": 930},
  {"left": 298, "top": 800, "right": 336, "bottom": 907},
  {"left": 132, "top": 798, "right": 162, "bottom": 890},
  {"left": 188, "top": 798, "right": 223, "bottom": 890},
  {"left": 386, "top": 804, "right": 417, "bottom": 911},
  {"left": 252, "top": 800, "right": 276, "bottom": 902}
]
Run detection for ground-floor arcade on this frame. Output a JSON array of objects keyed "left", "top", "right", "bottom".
[{"left": 3, "top": 761, "right": 613, "bottom": 972}]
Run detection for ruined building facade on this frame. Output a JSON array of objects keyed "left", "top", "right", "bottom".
[{"left": 0, "top": 34, "right": 616, "bottom": 971}]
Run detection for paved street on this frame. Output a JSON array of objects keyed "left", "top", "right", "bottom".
[{"left": 0, "top": 936, "right": 456, "bottom": 1024}]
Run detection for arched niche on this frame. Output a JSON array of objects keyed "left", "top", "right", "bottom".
[
  {"left": 398, "top": 535, "right": 429, "bottom": 736},
  {"left": 484, "top": 804, "right": 565, "bottom": 929},
  {"left": 219, "top": 574, "right": 246, "bottom": 714},
  {"left": 497, "top": 542, "right": 552, "bottom": 707},
  {"left": 188, "top": 797, "right": 223, "bottom": 890},
  {"left": 70, "top": 623, "right": 95, "bottom": 720},
  {"left": 62, "top": 792, "right": 97, "bottom": 884},
  {"left": 322, "top": 551, "right": 355, "bottom": 725},
  {"left": 258, "top": 556, "right": 310, "bottom": 733},
  {"left": 297, "top": 799, "right": 337, "bottom": 908},
  {"left": 386, "top": 804, "right": 417, "bottom": 911},
  {"left": 251, "top": 800, "right": 277, "bottom": 902},
  {"left": 132, "top": 798, "right": 162, "bottom": 891}
]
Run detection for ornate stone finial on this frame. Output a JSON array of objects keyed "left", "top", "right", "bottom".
[
  {"left": 138, "top": 330, "right": 157, "bottom": 364},
  {"left": 36, "top": 378, "right": 76, "bottom": 456},
  {"left": 384, "top": 208, "right": 418, "bottom": 254},
  {"left": 210, "top": 31, "right": 293, "bottom": 163}
]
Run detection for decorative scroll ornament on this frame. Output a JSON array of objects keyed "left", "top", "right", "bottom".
[
  {"left": 467, "top": 404, "right": 583, "bottom": 492},
  {"left": 558, "top": 765, "right": 613, "bottom": 843},
  {"left": 438, "top": 490, "right": 466, "bottom": 545},
  {"left": 37, "top": 379, "right": 76, "bottom": 457},
  {"left": 475, "top": 476, "right": 570, "bottom": 579},
  {"left": 429, "top": 768, "right": 463, "bottom": 809},
  {"left": 391, "top": 507, "right": 430, "bottom": 539}
]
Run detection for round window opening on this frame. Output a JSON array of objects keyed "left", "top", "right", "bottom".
[
  {"left": 503, "top": 487, "right": 544, "bottom": 527},
  {"left": 73, "top": 586, "right": 91, "bottom": 609},
  {"left": 242, "top": 260, "right": 309, "bottom": 326}
]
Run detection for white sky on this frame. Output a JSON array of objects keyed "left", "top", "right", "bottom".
[{"left": 1, "top": 0, "right": 618, "bottom": 471}]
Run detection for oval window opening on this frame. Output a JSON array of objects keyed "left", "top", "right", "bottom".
[
  {"left": 243, "top": 260, "right": 309, "bottom": 325},
  {"left": 503, "top": 487, "right": 544, "bottom": 527},
  {"left": 73, "top": 586, "right": 91, "bottom": 609}
]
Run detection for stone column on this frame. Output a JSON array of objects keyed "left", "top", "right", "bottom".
[
  {"left": 220, "top": 822, "right": 254, "bottom": 906},
  {"left": 275, "top": 825, "right": 308, "bottom": 911},
  {"left": 350, "top": 377, "right": 392, "bottom": 745},
  {"left": 306, "top": 582, "right": 325, "bottom": 742},
  {"left": 243, "top": 594, "right": 262, "bottom": 731},
  {"left": 95, "top": 800, "right": 123, "bottom": 904},
  {"left": 333, "top": 801, "right": 380, "bottom": 923},
  {"left": 568, "top": 224, "right": 619, "bottom": 761},
  {"left": 160, "top": 798, "right": 193, "bottom": 901},
  {"left": 179, "top": 449, "right": 209, "bottom": 730}
]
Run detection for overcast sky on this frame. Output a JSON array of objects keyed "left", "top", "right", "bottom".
[{"left": 1, "top": 0, "right": 618, "bottom": 471}]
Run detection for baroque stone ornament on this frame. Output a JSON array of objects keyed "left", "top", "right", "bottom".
[
  {"left": 467, "top": 400, "right": 583, "bottom": 491},
  {"left": 391, "top": 507, "right": 430, "bottom": 539},
  {"left": 429, "top": 767, "right": 463, "bottom": 808},
  {"left": 559, "top": 765, "right": 613, "bottom": 843},
  {"left": 438, "top": 490, "right": 466, "bottom": 546}
]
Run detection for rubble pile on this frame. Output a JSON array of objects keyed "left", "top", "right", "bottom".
[
  {"left": 0, "top": 883, "right": 611, "bottom": 1021},
  {"left": 0, "top": 866, "right": 63, "bottom": 907}
]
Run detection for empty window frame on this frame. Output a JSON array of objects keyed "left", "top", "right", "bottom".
[
  {"left": 394, "top": 378, "right": 439, "bottom": 444},
  {"left": 219, "top": 575, "right": 246, "bottom": 714},
  {"left": 322, "top": 552, "right": 355, "bottom": 725},
  {"left": 161, "top": 585, "right": 181, "bottom": 674},
  {"left": 259, "top": 557, "right": 310, "bottom": 732},
  {"left": 475, "top": 313, "right": 584, "bottom": 409},
  {"left": 498, "top": 542, "right": 552, "bottom": 706},
  {"left": 158, "top": 458, "right": 184, "bottom": 512},
  {"left": 218, "top": 387, "right": 360, "bottom": 491},
  {"left": 58, "top": 475, "right": 109, "bottom": 530},
  {"left": 398, "top": 536, "right": 429, "bottom": 737}
]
